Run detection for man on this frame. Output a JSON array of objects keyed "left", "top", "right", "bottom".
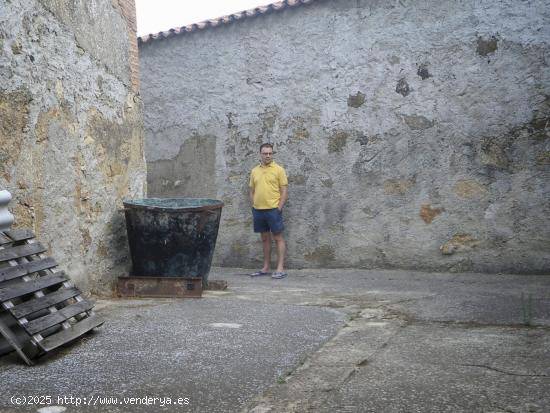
[{"left": 249, "top": 143, "right": 288, "bottom": 279}]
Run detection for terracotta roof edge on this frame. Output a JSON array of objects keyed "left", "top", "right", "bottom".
[{"left": 138, "top": 0, "right": 316, "bottom": 45}]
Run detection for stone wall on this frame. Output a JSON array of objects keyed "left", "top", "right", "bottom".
[
  {"left": 0, "top": 0, "right": 146, "bottom": 293},
  {"left": 139, "top": 0, "right": 550, "bottom": 274}
]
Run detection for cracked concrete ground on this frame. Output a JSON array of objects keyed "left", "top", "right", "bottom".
[
  {"left": 0, "top": 268, "right": 549, "bottom": 412},
  {"left": 227, "top": 269, "right": 550, "bottom": 413}
]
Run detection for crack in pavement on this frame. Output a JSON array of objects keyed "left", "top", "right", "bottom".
[
  {"left": 385, "top": 293, "right": 439, "bottom": 305},
  {"left": 402, "top": 318, "right": 550, "bottom": 330},
  {"left": 460, "top": 363, "right": 549, "bottom": 378}
]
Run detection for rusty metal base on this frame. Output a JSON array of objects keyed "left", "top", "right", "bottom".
[{"left": 117, "top": 276, "right": 203, "bottom": 298}]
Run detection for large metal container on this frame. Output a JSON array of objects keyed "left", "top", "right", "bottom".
[{"left": 123, "top": 198, "right": 223, "bottom": 286}]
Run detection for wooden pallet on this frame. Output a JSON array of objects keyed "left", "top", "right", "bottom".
[{"left": 0, "top": 229, "right": 104, "bottom": 365}]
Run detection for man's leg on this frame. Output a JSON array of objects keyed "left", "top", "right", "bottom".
[
  {"left": 261, "top": 232, "right": 272, "bottom": 272},
  {"left": 273, "top": 232, "right": 286, "bottom": 273}
]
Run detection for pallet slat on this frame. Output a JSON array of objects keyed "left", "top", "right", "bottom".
[
  {"left": 0, "top": 257, "right": 57, "bottom": 283},
  {"left": 0, "top": 316, "right": 33, "bottom": 365},
  {"left": 0, "top": 233, "right": 11, "bottom": 245},
  {"left": 0, "top": 272, "right": 67, "bottom": 302},
  {"left": 0, "top": 242, "right": 47, "bottom": 263},
  {"left": 4, "top": 229, "right": 35, "bottom": 243},
  {"left": 25, "top": 300, "right": 94, "bottom": 335},
  {"left": 39, "top": 314, "right": 104, "bottom": 352},
  {"left": 10, "top": 287, "right": 80, "bottom": 318}
]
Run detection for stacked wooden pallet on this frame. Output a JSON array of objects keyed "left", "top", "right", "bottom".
[{"left": 0, "top": 228, "right": 103, "bottom": 365}]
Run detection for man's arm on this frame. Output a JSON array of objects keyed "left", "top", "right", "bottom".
[
  {"left": 278, "top": 185, "right": 288, "bottom": 211},
  {"left": 249, "top": 187, "right": 255, "bottom": 206}
]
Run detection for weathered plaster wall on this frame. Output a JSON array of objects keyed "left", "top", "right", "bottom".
[
  {"left": 0, "top": 0, "right": 146, "bottom": 293},
  {"left": 139, "top": 0, "right": 550, "bottom": 274}
]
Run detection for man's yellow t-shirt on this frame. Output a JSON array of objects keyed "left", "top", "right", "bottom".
[{"left": 249, "top": 161, "right": 288, "bottom": 209}]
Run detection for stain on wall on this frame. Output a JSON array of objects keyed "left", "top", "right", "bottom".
[
  {"left": 453, "top": 180, "right": 487, "bottom": 199},
  {"left": 384, "top": 177, "right": 416, "bottom": 195},
  {"left": 148, "top": 135, "right": 217, "bottom": 198},
  {"left": 304, "top": 245, "right": 336, "bottom": 267},
  {"left": 327, "top": 130, "right": 349, "bottom": 153},
  {"left": 440, "top": 234, "right": 480, "bottom": 255},
  {"left": 420, "top": 204, "right": 444, "bottom": 224},
  {"left": 0, "top": 89, "right": 32, "bottom": 180},
  {"left": 347, "top": 91, "right": 365, "bottom": 108},
  {"left": 417, "top": 63, "right": 432, "bottom": 80},
  {"left": 395, "top": 78, "right": 410, "bottom": 97},
  {"left": 477, "top": 36, "right": 498, "bottom": 56}
]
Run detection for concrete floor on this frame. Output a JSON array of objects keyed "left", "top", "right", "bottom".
[{"left": 0, "top": 267, "right": 549, "bottom": 412}]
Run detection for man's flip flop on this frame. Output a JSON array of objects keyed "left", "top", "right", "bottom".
[
  {"left": 250, "top": 270, "right": 271, "bottom": 277},
  {"left": 271, "top": 271, "right": 287, "bottom": 279}
]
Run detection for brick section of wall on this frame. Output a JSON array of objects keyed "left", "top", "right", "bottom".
[{"left": 113, "top": 0, "right": 140, "bottom": 90}]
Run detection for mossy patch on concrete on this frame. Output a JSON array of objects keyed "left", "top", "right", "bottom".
[
  {"left": 328, "top": 131, "right": 349, "bottom": 153},
  {"left": 536, "top": 151, "right": 550, "bottom": 165},
  {"left": 440, "top": 234, "right": 480, "bottom": 255},
  {"left": 453, "top": 180, "right": 487, "bottom": 199},
  {"left": 293, "top": 125, "right": 310, "bottom": 140},
  {"left": 384, "top": 177, "right": 416, "bottom": 195},
  {"left": 304, "top": 245, "right": 336, "bottom": 266},
  {"left": 0, "top": 89, "right": 32, "bottom": 180},
  {"left": 289, "top": 174, "right": 306, "bottom": 185},
  {"left": 401, "top": 114, "right": 433, "bottom": 130},
  {"left": 479, "top": 137, "right": 510, "bottom": 170}
]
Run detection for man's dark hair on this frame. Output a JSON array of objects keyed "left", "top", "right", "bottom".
[{"left": 259, "top": 143, "right": 273, "bottom": 153}]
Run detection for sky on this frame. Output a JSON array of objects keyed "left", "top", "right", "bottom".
[{"left": 135, "top": 0, "right": 275, "bottom": 36}]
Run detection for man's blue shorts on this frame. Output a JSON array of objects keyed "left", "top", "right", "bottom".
[{"left": 252, "top": 208, "right": 284, "bottom": 234}]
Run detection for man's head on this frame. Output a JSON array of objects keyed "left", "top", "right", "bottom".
[{"left": 259, "top": 143, "right": 274, "bottom": 166}]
